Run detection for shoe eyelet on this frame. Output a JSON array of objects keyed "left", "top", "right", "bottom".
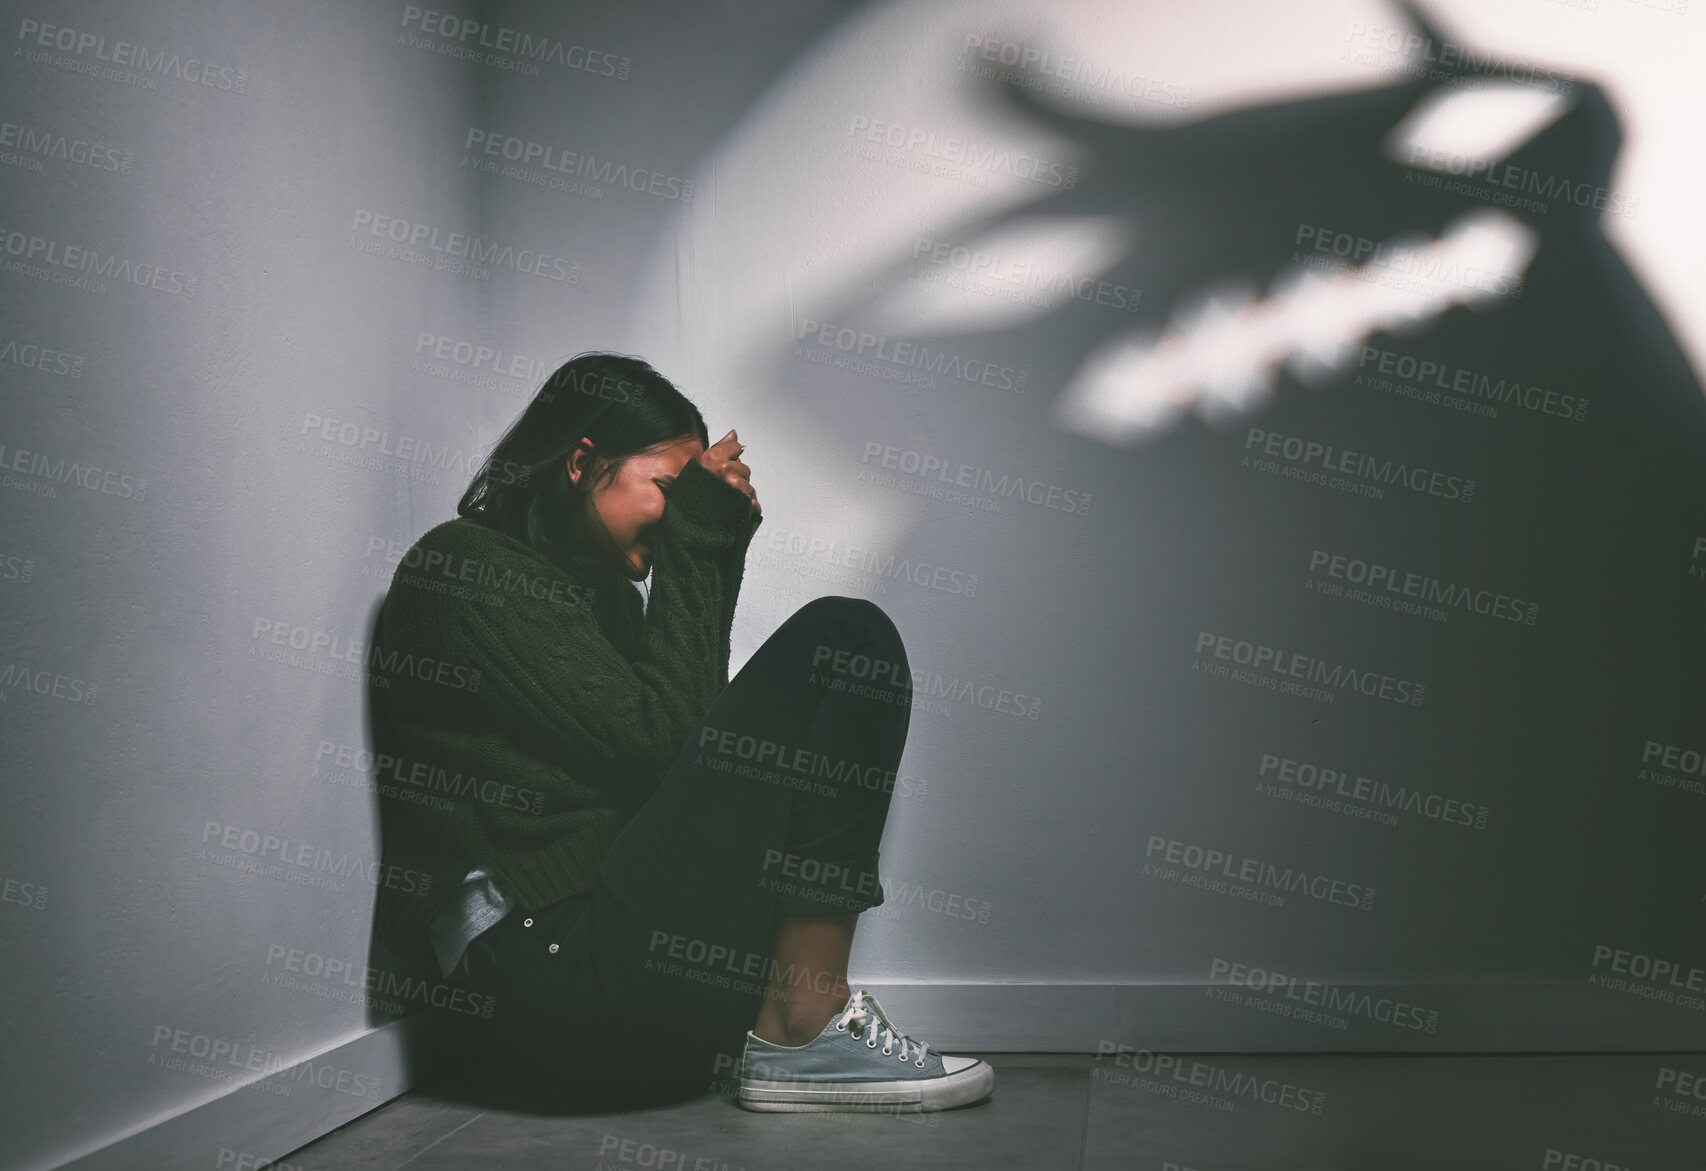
[
  {"left": 915, "top": 1058, "right": 925, "bottom": 1067},
  {"left": 867, "top": 1038, "right": 876, "bottom": 1048},
  {"left": 882, "top": 1047, "right": 893, "bottom": 1056},
  {"left": 835, "top": 1023, "right": 846, "bottom": 1032}
]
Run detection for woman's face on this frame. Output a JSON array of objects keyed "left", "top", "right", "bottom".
[{"left": 568, "top": 434, "right": 705, "bottom": 580}]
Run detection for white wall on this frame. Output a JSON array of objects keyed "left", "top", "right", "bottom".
[
  {"left": 0, "top": 1, "right": 484, "bottom": 1166},
  {"left": 5, "top": 0, "right": 1706, "bottom": 1167}
]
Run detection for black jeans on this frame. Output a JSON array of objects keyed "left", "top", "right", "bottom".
[{"left": 457, "top": 595, "right": 912, "bottom": 1094}]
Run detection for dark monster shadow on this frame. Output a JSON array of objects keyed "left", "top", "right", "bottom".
[{"left": 805, "top": 0, "right": 1706, "bottom": 943}]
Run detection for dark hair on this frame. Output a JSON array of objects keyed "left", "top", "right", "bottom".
[{"left": 458, "top": 351, "right": 708, "bottom": 636}]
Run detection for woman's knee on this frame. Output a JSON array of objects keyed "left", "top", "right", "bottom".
[{"left": 784, "top": 600, "right": 907, "bottom": 665}]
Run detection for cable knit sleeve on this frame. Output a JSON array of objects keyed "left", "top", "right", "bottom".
[{"left": 433, "top": 457, "right": 762, "bottom": 794}]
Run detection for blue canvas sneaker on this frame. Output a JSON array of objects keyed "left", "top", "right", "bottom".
[{"left": 737, "top": 989, "right": 995, "bottom": 1112}]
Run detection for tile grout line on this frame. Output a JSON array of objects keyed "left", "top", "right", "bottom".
[{"left": 390, "top": 1110, "right": 488, "bottom": 1170}]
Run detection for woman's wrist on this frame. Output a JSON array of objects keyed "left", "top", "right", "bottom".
[{"left": 661, "top": 458, "right": 758, "bottom": 547}]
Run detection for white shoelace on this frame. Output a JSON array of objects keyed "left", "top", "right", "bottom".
[{"left": 836, "top": 990, "right": 931, "bottom": 1066}]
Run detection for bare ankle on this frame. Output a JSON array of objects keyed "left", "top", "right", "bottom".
[{"left": 753, "top": 1001, "right": 843, "bottom": 1046}]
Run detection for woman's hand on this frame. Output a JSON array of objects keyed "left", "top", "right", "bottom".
[{"left": 697, "top": 428, "right": 760, "bottom": 518}]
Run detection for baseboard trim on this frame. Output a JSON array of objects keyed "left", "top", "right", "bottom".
[
  {"left": 852, "top": 980, "right": 1706, "bottom": 1053},
  {"left": 45, "top": 1015, "right": 437, "bottom": 1171}
]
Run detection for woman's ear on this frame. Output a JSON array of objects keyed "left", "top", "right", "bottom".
[{"left": 565, "top": 437, "right": 596, "bottom": 487}]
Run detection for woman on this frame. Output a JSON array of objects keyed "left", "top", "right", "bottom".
[{"left": 368, "top": 352, "right": 994, "bottom": 1113}]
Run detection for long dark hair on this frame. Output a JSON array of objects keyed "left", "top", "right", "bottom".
[{"left": 458, "top": 351, "right": 708, "bottom": 640}]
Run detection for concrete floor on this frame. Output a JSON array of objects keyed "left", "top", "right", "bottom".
[{"left": 282, "top": 1049, "right": 1704, "bottom": 1169}]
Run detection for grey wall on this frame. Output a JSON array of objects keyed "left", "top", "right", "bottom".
[{"left": 5, "top": 0, "right": 1706, "bottom": 1167}]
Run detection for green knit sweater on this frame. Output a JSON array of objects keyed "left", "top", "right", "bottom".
[{"left": 369, "top": 456, "right": 762, "bottom": 962}]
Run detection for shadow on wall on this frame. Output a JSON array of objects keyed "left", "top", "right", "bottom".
[
  {"left": 854, "top": 0, "right": 1706, "bottom": 444},
  {"left": 826, "top": 1, "right": 1706, "bottom": 710},
  {"left": 779, "top": 0, "right": 1706, "bottom": 941}
]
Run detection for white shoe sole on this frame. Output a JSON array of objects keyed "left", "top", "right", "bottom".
[{"left": 737, "top": 1060, "right": 994, "bottom": 1112}]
